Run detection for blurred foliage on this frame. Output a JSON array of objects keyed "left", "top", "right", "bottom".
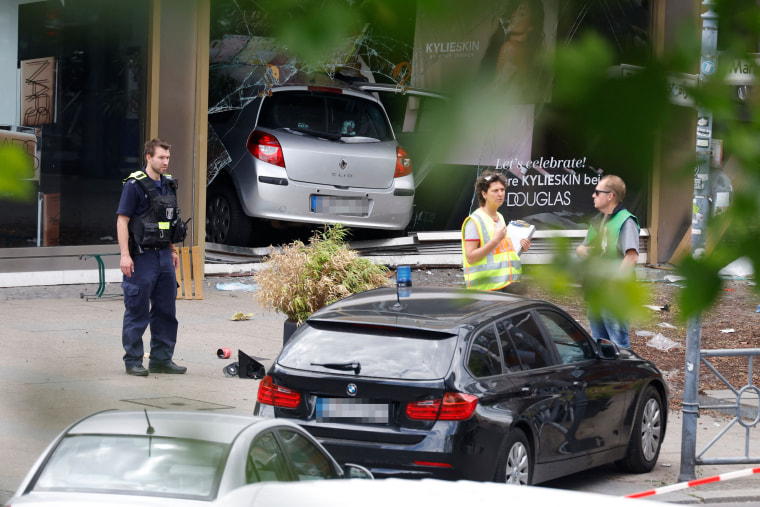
[
  {"left": 215, "top": 0, "right": 760, "bottom": 321},
  {"left": 0, "top": 145, "right": 35, "bottom": 202}
]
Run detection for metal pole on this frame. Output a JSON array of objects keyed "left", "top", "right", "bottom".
[{"left": 679, "top": 0, "right": 718, "bottom": 482}]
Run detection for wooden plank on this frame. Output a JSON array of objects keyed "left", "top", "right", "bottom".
[
  {"left": 175, "top": 251, "right": 184, "bottom": 299},
  {"left": 181, "top": 247, "right": 192, "bottom": 299},
  {"left": 192, "top": 246, "right": 204, "bottom": 300}
]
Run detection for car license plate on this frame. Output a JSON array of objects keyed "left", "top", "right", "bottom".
[
  {"left": 310, "top": 195, "right": 369, "bottom": 216},
  {"left": 315, "top": 398, "right": 389, "bottom": 424}
]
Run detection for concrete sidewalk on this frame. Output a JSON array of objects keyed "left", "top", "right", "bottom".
[{"left": 1, "top": 279, "right": 760, "bottom": 504}]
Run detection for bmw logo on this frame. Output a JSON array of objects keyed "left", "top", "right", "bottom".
[{"left": 346, "top": 383, "right": 358, "bottom": 396}]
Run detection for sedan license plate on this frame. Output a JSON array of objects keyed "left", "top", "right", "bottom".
[
  {"left": 310, "top": 195, "right": 369, "bottom": 216},
  {"left": 316, "top": 398, "right": 389, "bottom": 424}
]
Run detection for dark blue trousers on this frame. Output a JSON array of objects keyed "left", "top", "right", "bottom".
[{"left": 121, "top": 248, "right": 178, "bottom": 368}]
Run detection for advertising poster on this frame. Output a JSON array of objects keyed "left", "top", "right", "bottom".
[{"left": 411, "top": 0, "right": 613, "bottom": 231}]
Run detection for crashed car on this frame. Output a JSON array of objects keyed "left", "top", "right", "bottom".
[{"left": 206, "top": 82, "right": 416, "bottom": 245}]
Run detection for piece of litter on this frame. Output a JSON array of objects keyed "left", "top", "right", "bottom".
[
  {"left": 216, "top": 282, "right": 256, "bottom": 292},
  {"left": 646, "top": 333, "right": 681, "bottom": 351},
  {"left": 664, "top": 275, "right": 686, "bottom": 283},
  {"left": 635, "top": 330, "right": 655, "bottom": 337},
  {"left": 720, "top": 328, "right": 735, "bottom": 333},
  {"left": 643, "top": 305, "right": 667, "bottom": 311},
  {"left": 661, "top": 463, "right": 672, "bottom": 468},
  {"left": 230, "top": 312, "right": 254, "bottom": 321},
  {"left": 658, "top": 322, "right": 678, "bottom": 329}
]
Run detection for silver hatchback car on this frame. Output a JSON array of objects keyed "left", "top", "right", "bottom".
[{"left": 206, "top": 83, "right": 415, "bottom": 246}]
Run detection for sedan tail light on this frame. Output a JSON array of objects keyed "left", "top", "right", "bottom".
[
  {"left": 406, "top": 393, "right": 478, "bottom": 421},
  {"left": 394, "top": 146, "right": 412, "bottom": 178},
  {"left": 257, "top": 375, "right": 301, "bottom": 408},
  {"left": 248, "top": 131, "right": 285, "bottom": 168}
]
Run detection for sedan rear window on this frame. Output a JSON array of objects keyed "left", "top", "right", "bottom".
[
  {"left": 34, "top": 435, "right": 227, "bottom": 499},
  {"left": 278, "top": 323, "right": 457, "bottom": 380},
  {"left": 258, "top": 91, "right": 392, "bottom": 142}
]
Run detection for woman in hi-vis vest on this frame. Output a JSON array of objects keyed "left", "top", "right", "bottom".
[{"left": 461, "top": 171, "right": 531, "bottom": 292}]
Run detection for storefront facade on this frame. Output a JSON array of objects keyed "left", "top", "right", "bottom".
[
  {"left": 0, "top": 0, "right": 704, "bottom": 286},
  {"left": 0, "top": 0, "right": 209, "bottom": 285}
]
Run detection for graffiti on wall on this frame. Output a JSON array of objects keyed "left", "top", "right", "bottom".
[{"left": 21, "top": 57, "right": 56, "bottom": 127}]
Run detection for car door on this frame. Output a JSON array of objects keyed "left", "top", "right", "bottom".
[
  {"left": 534, "top": 309, "right": 629, "bottom": 456},
  {"left": 493, "top": 311, "right": 577, "bottom": 464}
]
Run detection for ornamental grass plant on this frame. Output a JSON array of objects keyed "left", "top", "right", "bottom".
[{"left": 254, "top": 224, "right": 391, "bottom": 323}]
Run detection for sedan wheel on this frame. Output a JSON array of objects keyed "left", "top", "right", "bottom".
[
  {"left": 499, "top": 429, "right": 532, "bottom": 485},
  {"left": 617, "top": 385, "right": 663, "bottom": 473}
]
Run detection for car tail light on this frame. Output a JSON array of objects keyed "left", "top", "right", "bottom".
[
  {"left": 257, "top": 375, "right": 301, "bottom": 408},
  {"left": 406, "top": 393, "right": 478, "bottom": 421},
  {"left": 413, "top": 461, "right": 454, "bottom": 468},
  {"left": 394, "top": 146, "right": 412, "bottom": 178},
  {"left": 248, "top": 131, "right": 285, "bottom": 168}
]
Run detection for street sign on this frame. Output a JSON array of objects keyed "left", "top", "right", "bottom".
[
  {"left": 616, "top": 64, "right": 698, "bottom": 107},
  {"left": 723, "top": 53, "right": 759, "bottom": 84}
]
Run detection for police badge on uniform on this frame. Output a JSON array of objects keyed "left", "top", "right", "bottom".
[{"left": 166, "top": 208, "right": 174, "bottom": 220}]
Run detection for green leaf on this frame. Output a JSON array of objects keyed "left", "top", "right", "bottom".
[
  {"left": 0, "top": 145, "right": 35, "bottom": 202},
  {"left": 676, "top": 257, "right": 723, "bottom": 319}
]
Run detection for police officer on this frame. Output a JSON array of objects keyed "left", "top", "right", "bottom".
[{"left": 116, "top": 138, "right": 188, "bottom": 376}]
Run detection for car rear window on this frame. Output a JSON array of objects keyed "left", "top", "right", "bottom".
[
  {"left": 258, "top": 91, "right": 392, "bottom": 141},
  {"left": 278, "top": 322, "right": 457, "bottom": 380},
  {"left": 33, "top": 435, "right": 227, "bottom": 500}
]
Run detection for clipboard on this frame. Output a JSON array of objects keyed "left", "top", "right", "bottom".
[{"left": 507, "top": 220, "right": 535, "bottom": 255}]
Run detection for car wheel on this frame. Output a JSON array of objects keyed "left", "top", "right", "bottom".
[
  {"left": 496, "top": 428, "right": 532, "bottom": 485},
  {"left": 206, "top": 184, "right": 253, "bottom": 246},
  {"left": 617, "top": 385, "right": 663, "bottom": 473}
]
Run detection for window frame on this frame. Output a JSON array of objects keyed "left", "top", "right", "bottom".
[{"left": 533, "top": 308, "right": 597, "bottom": 365}]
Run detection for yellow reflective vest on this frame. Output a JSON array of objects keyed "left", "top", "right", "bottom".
[{"left": 461, "top": 208, "right": 522, "bottom": 291}]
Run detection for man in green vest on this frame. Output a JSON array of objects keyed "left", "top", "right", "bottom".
[{"left": 576, "top": 174, "right": 639, "bottom": 349}]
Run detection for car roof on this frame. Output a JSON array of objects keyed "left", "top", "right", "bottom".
[
  {"left": 65, "top": 410, "right": 296, "bottom": 444},
  {"left": 307, "top": 287, "right": 544, "bottom": 333}
]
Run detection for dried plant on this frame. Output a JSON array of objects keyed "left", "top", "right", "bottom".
[{"left": 254, "top": 224, "right": 391, "bottom": 323}]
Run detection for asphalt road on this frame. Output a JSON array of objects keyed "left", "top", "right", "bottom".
[{"left": 2, "top": 276, "right": 760, "bottom": 505}]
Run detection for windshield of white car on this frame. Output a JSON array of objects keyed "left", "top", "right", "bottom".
[{"left": 33, "top": 434, "right": 228, "bottom": 500}]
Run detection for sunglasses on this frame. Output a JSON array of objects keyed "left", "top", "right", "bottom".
[{"left": 593, "top": 189, "right": 612, "bottom": 196}]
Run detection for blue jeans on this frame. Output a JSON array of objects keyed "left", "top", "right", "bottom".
[{"left": 588, "top": 310, "right": 630, "bottom": 349}]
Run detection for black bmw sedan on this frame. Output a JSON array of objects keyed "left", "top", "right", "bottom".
[{"left": 254, "top": 287, "right": 667, "bottom": 485}]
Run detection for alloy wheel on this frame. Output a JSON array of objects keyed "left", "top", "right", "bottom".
[{"left": 641, "top": 397, "right": 662, "bottom": 462}]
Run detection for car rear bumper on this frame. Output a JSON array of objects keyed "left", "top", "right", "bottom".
[
  {"left": 255, "top": 406, "right": 497, "bottom": 482},
  {"left": 232, "top": 163, "right": 415, "bottom": 230}
]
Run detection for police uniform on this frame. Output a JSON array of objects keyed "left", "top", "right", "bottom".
[{"left": 116, "top": 170, "right": 184, "bottom": 372}]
